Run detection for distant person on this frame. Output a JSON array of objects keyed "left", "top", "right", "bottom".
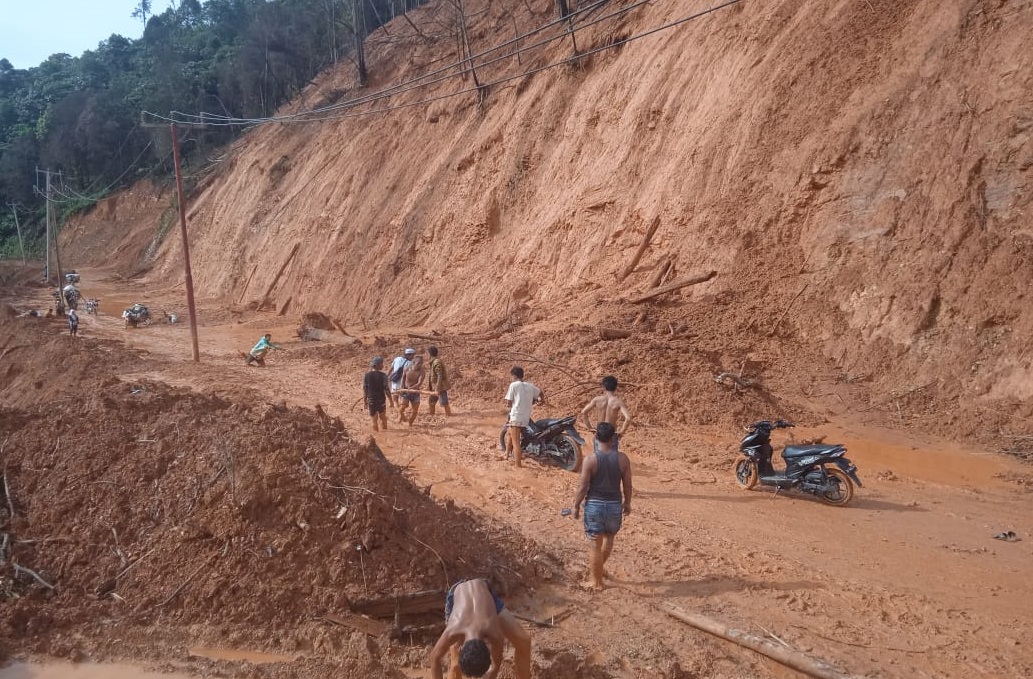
[
  {"left": 427, "top": 345, "right": 453, "bottom": 417},
  {"left": 428, "top": 578, "right": 531, "bottom": 679},
  {"left": 572, "top": 422, "right": 633, "bottom": 591},
  {"left": 399, "top": 354, "right": 425, "bottom": 425},
  {"left": 363, "top": 356, "right": 393, "bottom": 432},
  {"left": 388, "top": 348, "right": 415, "bottom": 406},
  {"left": 245, "top": 333, "right": 282, "bottom": 367},
  {"left": 67, "top": 308, "right": 79, "bottom": 337},
  {"left": 579, "top": 375, "right": 632, "bottom": 448},
  {"left": 503, "top": 366, "right": 543, "bottom": 468}
]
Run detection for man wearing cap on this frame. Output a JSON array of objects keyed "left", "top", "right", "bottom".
[
  {"left": 571, "top": 422, "right": 633, "bottom": 591},
  {"left": 388, "top": 348, "right": 415, "bottom": 407},
  {"left": 363, "top": 356, "right": 393, "bottom": 432}
]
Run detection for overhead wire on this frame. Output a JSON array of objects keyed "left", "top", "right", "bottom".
[
  {"left": 153, "top": 0, "right": 616, "bottom": 126},
  {"left": 146, "top": 0, "right": 728, "bottom": 127}
]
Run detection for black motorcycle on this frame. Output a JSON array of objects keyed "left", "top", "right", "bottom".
[
  {"left": 498, "top": 416, "right": 585, "bottom": 472},
  {"left": 122, "top": 303, "right": 151, "bottom": 328},
  {"left": 733, "top": 420, "right": 862, "bottom": 506}
]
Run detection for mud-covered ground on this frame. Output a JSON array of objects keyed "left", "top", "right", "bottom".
[{"left": 1, "top": 266, "right": 1031, "bottom": 679}]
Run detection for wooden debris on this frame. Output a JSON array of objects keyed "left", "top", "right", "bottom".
[
  {"left": 258, "top": 242, "right": 301, "bottom": 310},
  {"left": 629, "top": 271, "right": 717, "bottom": 304},
  {"left": 322, "top": 612, "right": 391, "bottom": 636},
  {"left": 768, "top": 284, "right": 808, "bottom": 337},
  {"left": 715, "top": 372, "right": 753, "bottom": 389},
  {"left": 619, "top": 216, "right": 661, "bottom": 281},
  {"left": 648, "top": 256, "right": 674, "bottom": 289},
  {"left": 598, "top": 327, "right": 633, "bottom": 340},
  {"left": 351, "top": 589, "right": 446, "bottom": 618},
  {"left": 13, "top": 563, "right": 55, "bottom": 590},
  {"left": 662, "top": 604, "right": 860, "bottom": 679},
  {"left": 237, "top": 264, "right": 258, "bottom": 305}
]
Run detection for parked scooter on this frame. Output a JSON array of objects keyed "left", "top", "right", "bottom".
[
  {"left": 498, "top": 416, "right": 585, "bottom": 471},
  {"left": 733, "top": 420, "right": 862, "bottom": 506},
  {"left": 122, "top": 303, "right": 151, "bottom": 328}
]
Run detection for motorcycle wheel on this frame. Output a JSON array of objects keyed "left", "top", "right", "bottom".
[
  {"left": 555, "top": 435, "right": 582, "bottom": 472},
  {"left": 818, "top": 467, "right": 854, "bottom": 506},
  {"left": 733, "top": 458, "right": 758, "bottom": 490}
]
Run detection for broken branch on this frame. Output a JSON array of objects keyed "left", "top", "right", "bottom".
[
  {"left": 13, "top": 563, "right": 55, "bottom": 590},
  {"left": 619, "top": 216, "right": 661, "bottom": 281},
  {"left": 629, "top": 271, "right": 717, "bottom": 304},
  {"left": 662, "top": 604, "right": 859, "bottom": 679}
]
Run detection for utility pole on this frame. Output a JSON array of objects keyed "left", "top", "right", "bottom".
[
  {"left": 141, "top": 119, "right": 203, "bottom": 362},
  {"left": 7, "top": 204, "right": 26, "bottom": 265}
]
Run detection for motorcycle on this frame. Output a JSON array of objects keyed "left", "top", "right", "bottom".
[
  {"left": 733, "top": 420, "right": 862, "bottom": 506},
  {"left": 122, "top": 303, "right": 151, "bottom": 328},
  {"left": 498, "top": 416, "right": 585, "bottom": 472}
]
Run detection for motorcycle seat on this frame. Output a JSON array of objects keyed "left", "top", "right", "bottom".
[
  {"left": 782, "top": 444, "right": 844, "bottom": 458},
  {"left": 533, "top": 417, "right": 573, "bottom": 429}
]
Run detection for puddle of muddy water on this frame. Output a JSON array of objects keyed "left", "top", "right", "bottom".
[{"left": 0, "top": 662, "right": 198, "bottom": 679}]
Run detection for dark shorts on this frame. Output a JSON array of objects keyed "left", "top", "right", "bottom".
[
  {"left": 444, "top": 579, "right": 504, "bottom": 621},
  {"left": 368, "top": 401, "right": 386, "bottom": 416},
  {"left": 583, "top": 499, "right": 623, "bottom": 538},
  {"left": 429, "top": 390, "right": 449, "bottom": 406},
  {"left": 400, "top": 392, "right": 420, "bottom": 405},
  {"left": 593, "top": 433, "right": 619, "bottom": 452}
]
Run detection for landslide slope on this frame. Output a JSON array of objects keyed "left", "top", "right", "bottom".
[{"left": 72, "top": 0, "right": 1033, "bottom": 439}]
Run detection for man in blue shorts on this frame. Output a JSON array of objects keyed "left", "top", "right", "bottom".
[
  {"left": 429, "top": 578, "right": 531, "bottom": 679},
  {"left": 571, "top": 422, "right": 633, "bottom": 591}
]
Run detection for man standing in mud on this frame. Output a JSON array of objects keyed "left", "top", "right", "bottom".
[
  {"left": 399, "top": 354, "right": 425, "bottom": 425},
  {"left": 579, "top": 375, "right": 632, "bottom": 447},
  {"left": 572, "top": 422, "right": 633, "bottom": 591},
  {"left": 503, "top": 366, "right": 543, "bottom": 468},
  {"left": 67, "top": 308, "right": 79, "bottom": 337},
  {"left": 428, "top": 578, "right": 531, "bottom": 679},
  {"left": 427, "top": 345, "right": 453, "bottom": 417},
  {"left": 388, "top": 348, "right": 415, "bottom": 406},
  {"left": 363, "top": 356, "right": 393, "bottom": 432}
]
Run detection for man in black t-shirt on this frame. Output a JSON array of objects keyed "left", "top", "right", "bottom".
[{"left": 363, "top": 356, "right": 393, "bottom": 432}]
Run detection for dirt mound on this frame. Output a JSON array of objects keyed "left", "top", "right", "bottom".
[{"left": 0, "top": 328, "right": 549, "bottom": 671}]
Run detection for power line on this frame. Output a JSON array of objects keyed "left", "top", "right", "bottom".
[{"left": 145, "top": 0, "right": 738, "bottom": 127}]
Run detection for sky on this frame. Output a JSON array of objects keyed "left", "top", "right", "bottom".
[{"left": 0, "top": 0, "right": 175, "bottom": 69}]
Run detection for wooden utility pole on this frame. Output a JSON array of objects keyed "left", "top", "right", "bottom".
[
  {"left": 352, "top": 0, "right": 368, "bottom": 85},
  {"left": 43, "top": 169, "right": 51, "bottom": 284},
  {"left": 8, "top": 204, "right": 26, "bottom": 265},
  {"left": 170, "top": 123, "right": 201, "bottom": 362}
]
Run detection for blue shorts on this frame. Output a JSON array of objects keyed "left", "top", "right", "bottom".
[
  {"left": 429, "top": 391, "right": 449, "bottom": 406},
  {"left": 593, "top": 433, "right": 619, "bottom": 452},
  {"left": 400, "top": 392, "right": 420, "bottom": 404},
  {"left": 444, "top": 580, "right": 504, "bottom": 621},
  {"left": 583, "top": 499, "right": 623, "bottom": 538}
]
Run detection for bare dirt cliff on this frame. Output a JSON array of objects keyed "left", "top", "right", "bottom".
[{"left": 69, "top": 0, "right": 1032, "bottom": 439}]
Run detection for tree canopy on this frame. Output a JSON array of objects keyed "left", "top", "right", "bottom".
[{"left": 0, "top": 0, "right": 423, "bottom": 256}]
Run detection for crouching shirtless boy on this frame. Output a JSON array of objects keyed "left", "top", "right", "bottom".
[{"left": 429, "top": 578, "right": 531, "bottom": 679}]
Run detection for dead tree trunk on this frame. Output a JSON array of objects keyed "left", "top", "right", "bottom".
[
  {"left": 556, "top": 0, "right": 579, "bottom": 54},
  {"left": 352, "top": 0, "right": 368, "bottom": 85}
]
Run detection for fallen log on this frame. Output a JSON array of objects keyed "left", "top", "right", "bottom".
[
  {"left": 647, "top": 256, "right": 674, "bottom": 289},
  {"left": 351, "top": 589, "right": 445, "bottom": 618},
  {"left": 598, "top": 327, "right": 633, "bottom": 340},
  {"left": 619, "top": 216, "right": 661, "bottom": 281},
  {"left": 257, "top": 242, "right": 300, "bottom": 310},
  {"left": 629, "top": 271, "right": 716, "bottom": 304},
  {"left": 395, "top": 388, "right": 441, "bottom": 397},
  {"left": 322, "top": 612, "right": 390, "bottom": 636},
  {"left": 662, "top": 604, "right": 860, "bottom": 679}
]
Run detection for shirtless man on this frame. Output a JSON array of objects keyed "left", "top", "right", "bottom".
[
  {"left": 579, "top": 375, "right": 632, "bottom": 448},
  {"left": 399, "top": 354, "right": 425, "bottom": 425},
  {"left": 428, "top": 578, "right": 531, "bottom": 679}
]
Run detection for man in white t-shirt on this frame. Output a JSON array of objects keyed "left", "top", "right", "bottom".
[
  {"left": 388, "top": 348, "right": 415, "bottom": 406},
  {"left": 503, "top": 366, "right": 543, "bottom": 468}
]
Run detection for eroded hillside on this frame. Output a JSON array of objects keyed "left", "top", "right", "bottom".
[{"left": 66, "top": 0, "right": 1033, "bottom": 442}]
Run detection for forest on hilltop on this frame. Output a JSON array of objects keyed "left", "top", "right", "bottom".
[{"left": 0, "top": 0, "right": 426, "bottom": 258}]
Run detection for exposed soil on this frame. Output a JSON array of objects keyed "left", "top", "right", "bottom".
[{"left": 3, "top": 0, "right": 1033, "bottom": 677}]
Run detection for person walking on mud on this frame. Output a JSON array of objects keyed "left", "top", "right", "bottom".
[
  {"left": 388, "top": 348, "right": 415, "bottom": 406},
  {"left": 427, "top": 345, "right": 453, "bottom": 417},
  {"left": 503, "top": 366, "right": 543, "bottom": 468},
  {"left": 428, "top": 578, "right": 531, "bottom": 679},
  {"left": 399, "top": 354, "right": 425, "bottom": 425},
  {"left": 572, "top": 422, "right": 633, "bottom": 591},
  {"left": 67, "top": 308, "right": 79, "bottom": 337},
  {"left": 245, "top": 333, "right": 282, "bottom": 367},
  {"left": 363, "top": 356, "right": 393, "bottom": 432},
  {"left": 580, "top": 375, "right": 632, "bottom": 448}
]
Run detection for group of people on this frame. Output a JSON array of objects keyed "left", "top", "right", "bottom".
[
  {"left": 363, "top": 345, "right": 451, "bottom": 430},
  {"left": 423, "top": 367, "right": 634, "bottom": 678}
]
